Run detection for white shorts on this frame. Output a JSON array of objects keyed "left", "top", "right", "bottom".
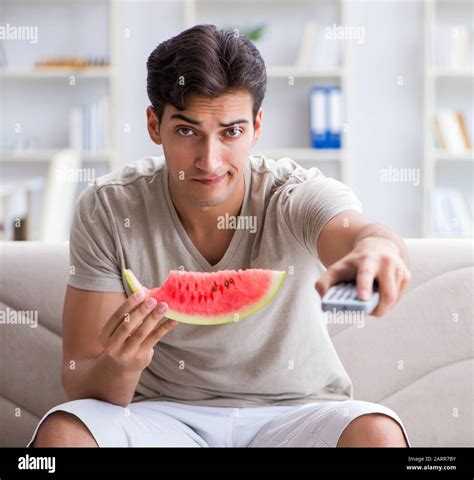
[{"left": 27, "top": 398, "right": 412, "bottom": 448}]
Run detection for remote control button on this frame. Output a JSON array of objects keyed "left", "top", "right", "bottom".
[{"left": 334, "top": 289, "right": 344, "bottom": 300}]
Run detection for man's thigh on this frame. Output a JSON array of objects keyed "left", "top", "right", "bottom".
[
  {"left": 27, "top": 398, "right": 208, "bottom": 447},
  {"left": 247, "top": 400, "right": 411, "bottom": 447}
]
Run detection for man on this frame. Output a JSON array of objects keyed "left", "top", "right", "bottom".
[{"left": 29, "top": 24, "right": 411, "bottom": 448}]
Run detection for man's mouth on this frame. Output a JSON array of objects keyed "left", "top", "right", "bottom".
[{"left": 192, "top": 174, "right": 227, "bottom": 185}]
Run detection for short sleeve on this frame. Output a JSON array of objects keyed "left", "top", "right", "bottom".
[
  {"left": 68, "top": 184, "right": 125, "bottom": 292},
  {"left": 280, "top": 174, "right": 363, "bottom": 259}
]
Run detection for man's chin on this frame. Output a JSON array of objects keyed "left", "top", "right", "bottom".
[{"left": 182, "top": 191, "right": 228, "bottom": 208}]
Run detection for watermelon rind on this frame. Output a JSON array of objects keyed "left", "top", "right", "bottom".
[
  {"left": 122, "top": 268, "right": 286, "bottom": 326},
  {"left": 123, "top": 268, "right": 145, "bottom": 293}
]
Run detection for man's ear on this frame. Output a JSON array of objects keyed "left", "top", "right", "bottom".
[
  {"left": 251, "top": 108, "right": 263, "bottom": 147},
  {"left": 146, "top": 105, "right": 162, "bottom": 145}
]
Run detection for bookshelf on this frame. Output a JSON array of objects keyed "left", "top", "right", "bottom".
[
  {"left": 423, "top": 0, "right": 474, "bottom": 238},
  {"left": 181, "top": 0, "right": 350, "bottom": 184},
  {"left": 1, "top": 0, "right": 348, "bottom": 178},
  {"left": 0, "top": 0, "right": 123, "bottom": 171}
]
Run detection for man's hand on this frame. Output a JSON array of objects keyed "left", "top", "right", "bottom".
[
  {"left": 98, "top": 291, "right": 178, "bottom": 374},
  {"left": 315, "top": 237, "right": 412, "bottom": 317}
]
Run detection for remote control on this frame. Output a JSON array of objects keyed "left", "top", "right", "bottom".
[{"left": 321, "top": 281, "right": 379, "bottom": 315}]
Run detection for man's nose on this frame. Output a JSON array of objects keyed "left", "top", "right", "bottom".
[{"left": 195, "top": 137, "right": 225, "bottom": 174}]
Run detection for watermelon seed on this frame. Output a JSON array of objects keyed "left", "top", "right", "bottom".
[
  {"left": 229, "top": 278, "right": 234, "bottom": 284},
  {"left": 224, "top": 281, "right": 229, "bottom": 288},
  {"left": 211, "top": 285, "right": 217, "bottom": 292}
]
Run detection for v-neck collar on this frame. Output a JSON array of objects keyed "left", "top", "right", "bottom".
[{"left": 162, "top": 160, "right": 251, "bottom": 272}]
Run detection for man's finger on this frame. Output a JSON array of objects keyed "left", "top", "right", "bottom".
[
  {"left": 315, "top": 264, "right": 348, "bottom": 298},
  {"left": 100, "top": 289, "right": 148, "bottom": 344},
  {"left": 371, "top": 262, "right": 398, "bottom": 316},
  {"left": 140, "top": 318, "right": 179, "bottom": 352},
  {"left": 394, "top": 265, "right": 412, "bottom": 304},
  {"left": 106, "top": 297, "right": 158, "bottom": 352},
  {"left": 355, "top": 258, "right": 378, "bottom": 300},
  {"left": 120, "top": 302, "right": 169, "bottom": 357}
]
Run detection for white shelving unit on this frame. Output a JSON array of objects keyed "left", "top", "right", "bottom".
[
  {"left": 180, "top": 0, "right": 350, "bottom": 183},
  {"left": 0, "top": 0, "right": 123, "bottom": 172},
  {"left": 0, "top": 66, "right": 113, "bottom": 79},
  {"left": 423, "top": 0, "right": 474, "bottom": 237}
]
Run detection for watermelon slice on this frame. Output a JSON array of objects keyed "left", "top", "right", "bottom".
[{"left": 123, "top": 268, "right": 286, "bottom": 325}]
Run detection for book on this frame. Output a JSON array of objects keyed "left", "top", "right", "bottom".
[
  {"left": 68, "top": 107, "right": 84, "bottom": 151},
  {"left": 434, "top": 111, "right": 471, "bottom": 153},
  {"left": 435, "top": 24, "right": 472, "bottom": 69},
  {"left": 432, "top": 187, "right": 474, "bottom": 237},
  {"left": 295, "top": 21, "right": 341, "bottom": 69},
  {"left": 296, "top": 21, "right": 318, "bottom": 69},
  {"left": 68, "top": 96, "right": 110, "bottom": 152}
]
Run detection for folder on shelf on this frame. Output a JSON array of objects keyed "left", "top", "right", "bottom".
[
  {"left": 310, "top": 86, "right": 328, "bottom": 148},
  {"left": 309, "top": 86, "right": 342, "bottom": 149},
  {"left": 327, "top": 86, "right": 342, "bottom": 148}
]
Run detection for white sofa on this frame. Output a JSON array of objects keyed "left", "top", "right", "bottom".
[{"left": 0, "top": 239, "right": 472, "bottom": 447}]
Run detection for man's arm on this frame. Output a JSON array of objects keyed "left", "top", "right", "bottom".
[
  {"left": 62, "top": 285, "right": 177, "bottom": 407},
  {"left": 315, "top": 210, "right": 411, "bottom": 317},
  {"left": 61, "top": 286, "right": 142, "bottom": 407},
  {"left": 316, "top": 210, "right": 409, "bottom": 269}
]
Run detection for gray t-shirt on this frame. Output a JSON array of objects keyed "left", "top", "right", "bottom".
[{"left": 68, "top": 154, "right": 363, "bottom": 407}]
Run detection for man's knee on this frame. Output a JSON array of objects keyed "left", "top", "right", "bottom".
[
  {"left": 337, "top": 413, "right": 408, "bottom": 447},
  {"left": 32, "top": 411, "right": 99, "bottom": 447}
]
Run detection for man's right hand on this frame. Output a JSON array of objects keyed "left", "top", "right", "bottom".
[{"left": 98, "top": 291, "right": 178, "bottom": 374}]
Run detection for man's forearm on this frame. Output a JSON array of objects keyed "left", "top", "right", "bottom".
[
  {"left": 62, "top": 355, "right": 141, "bottom": 408},
  {"left": 353, "top": 222, "right": 410, "bottom": 267}
]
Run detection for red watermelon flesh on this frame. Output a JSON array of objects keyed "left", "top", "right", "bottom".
[{"left": 123, "top": 268, "right": 286, "bottom": 325}]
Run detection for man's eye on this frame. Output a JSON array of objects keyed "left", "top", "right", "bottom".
[
  {"left": 226, "top": 127, "right": 243, "bottom": 138},
  {"left": 177, "top": 127, "right": 194, "bottom": 137}
]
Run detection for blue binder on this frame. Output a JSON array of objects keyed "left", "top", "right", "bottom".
[{"left": 309, "top": 86, "right": 342, "bottom": 149}]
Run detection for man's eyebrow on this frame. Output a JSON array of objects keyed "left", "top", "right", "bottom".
[{"left": 169, "top": 113, "right": 249, "bottom": 127}]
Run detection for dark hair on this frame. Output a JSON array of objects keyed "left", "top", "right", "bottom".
[{"left": 146, "top": 24, "right": 267, "bottom": 126}]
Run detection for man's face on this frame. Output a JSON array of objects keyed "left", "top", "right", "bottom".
[{"left": 147, "top": 90, "right": 262, "bottom": 208}]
